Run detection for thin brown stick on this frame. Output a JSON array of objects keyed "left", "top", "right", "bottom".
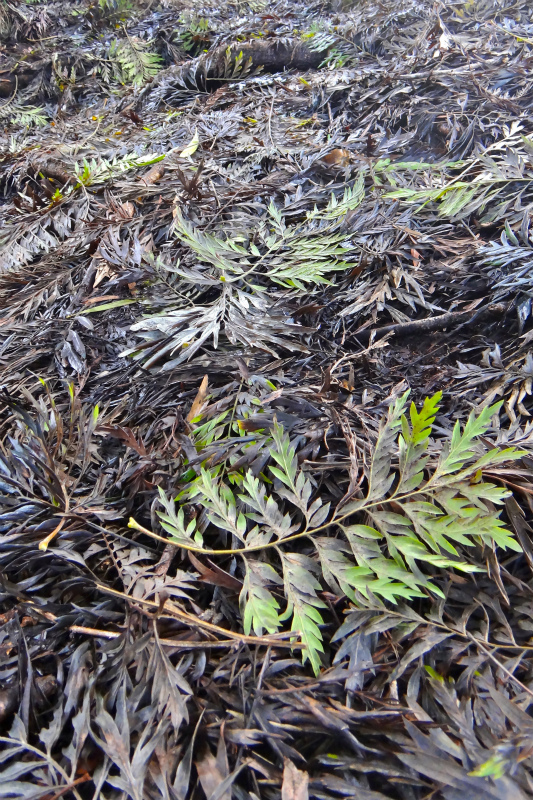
[
  {"left": 68, "top": 625, "right": 120, "bottom": 639},
  {"left": 95, "top": 583, "right": 304, "bottom": 647},
  {"left": 68, "top": 626, "right": 259, "bottom": 649}
]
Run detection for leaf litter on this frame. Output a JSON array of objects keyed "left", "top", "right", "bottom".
[{"left": 2, "top": 0, "right": 533, "bottom": 797}]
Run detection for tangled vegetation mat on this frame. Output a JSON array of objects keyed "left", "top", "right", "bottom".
[{"left": 3, "top": 0, "right": 533, "bottom": 797}]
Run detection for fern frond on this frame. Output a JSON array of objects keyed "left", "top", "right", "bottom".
[
  {"left": 475, "top": 224, "right": 533, "bottom": 306},
  {"left": 270, "top": 424, "right": 330, "bottom": 525},
  {"left": 132, "top": 396, "right": 522, "bottom": 675},
  {"left": 73, "top": 152, "right": 165, "bottom": 187},
  {"left": 98, "top": 0, "right": 132, "bottom": 12},
  {"left": 156, "top": 486, "right": 202, "bottom": 547},
  {"left": 171, "top": 186, "right": 362, "bottom": 289},
  {"left": 191, "top": 468, "right": 248, "bottom": 542},
  {"left": 239, "top": 472, "right": 299, "bottom": 542},
  {"left": 385, "top": 130, "right": 533, "bottom": 224},
  {"left": 436, "top": 402, "right": 501, "bottom": 477},
  {"left": 398, "top": 391, "right": 441, "bottom": 493},
  {"left": 323, "top": 174, "right": 365, "bottom": 219},
  {"left": 109, "top": 36, "right": 162, "bottom": 87},
  {"left": 317, "top": 536, "right": 425, "bottom": 603},
  {"left": 0, "top": 96, "right": 47, "bottom": 127},
  {"left": 222, "top": 47, "right": 256, "bottom": 81}
]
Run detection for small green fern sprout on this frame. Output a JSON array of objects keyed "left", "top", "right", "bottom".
[{"left": 132, "top": 393, "right": 522, "bottom": 675}]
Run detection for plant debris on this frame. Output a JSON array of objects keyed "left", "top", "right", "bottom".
[{"left": 2, "top": 0, "right": 533, "bottom": 797}]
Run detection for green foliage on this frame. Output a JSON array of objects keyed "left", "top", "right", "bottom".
[
  {"left": 109, "top": 35, "right": 162, "bottom": 86},
  {"left": 172, "top": 175, "right": 365, "bottom": 289},
  {"left": 302, "top": 24, "right": 357, "bottom": 69},
  {"left": 240, "top": 559, "right": 282, "bottom": 636},
  {"left": 157, "top": 486, "right": 203, "bottom": 548},
  {"left": 469, "top": 753, "right": 507, "bottom": 780},
  {"left": 138, "top": 392, "right": 521, "bottom": 674},
  {"left": 280, "top": 551, "right": 325, "bottom": 675},
  {"left": 0, "top": 98, "right": 47, "bottom": 127},
  {"left": 126, "top": 183, "right": 366, "bottom": 367},
  {"left": 222, "top": 48, "right": 257, "bottom": 81},
  {"left": 72, "top": 152, "right": 165, "bottom": 187},
  {"left": 98, "top": 0, "right": 133, "bottom": 11},
  {"left": 178, "top": 16, "right": 210, "bottom": 54},
  {"left": 385, "top": 125, "right": 533, "bottom": 224}
]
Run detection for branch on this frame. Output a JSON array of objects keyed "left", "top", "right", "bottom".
[{"left": 355, "top": 302, "right": 507, "bottom": 343}]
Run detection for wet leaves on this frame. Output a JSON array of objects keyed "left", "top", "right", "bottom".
[{"left": 2, "top": 0, "right": 533, "bottom": 797}]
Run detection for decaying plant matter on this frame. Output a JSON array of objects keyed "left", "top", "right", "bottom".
[{"left": 3, "top": 0, "right": 533, "bottom": 798}]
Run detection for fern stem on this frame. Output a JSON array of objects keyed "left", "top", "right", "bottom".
[{"left": 128, "top": 475, "right": 462, "bottom": 555}]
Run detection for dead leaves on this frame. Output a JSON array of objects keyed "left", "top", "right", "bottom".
[
  {"left": 2, "top": 0, "right": 533, "bottom": 799},
  {"left": 282, "top": 760, "right": 309, "bottom": 800},
  {"left": 186, "top": 374, "right": 209, "bottom": 424}
]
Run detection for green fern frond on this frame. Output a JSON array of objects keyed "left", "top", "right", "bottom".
[
  {"left": 178, "top": 16, "right": 210, "bottom": 54},
  {"left": 398, "top": 391, "right": 441, "bottom": 493},
  {"left": 109, "top": 36, "right": 162, "bottom": 87},
  {"left": 172, "top": 183, "right": 362, "bottom": 288},
  {"left": 156, "top": 486, "right": 202, "bottom": 547},
  {"left": 436, "top": 401, "right": 499, "bottom": 476},
  {"left": 222, "top": 47, "right": 257, "bottom": 81},
  {"left": 384, "top": 131, "right": 533, "bottom": 224},
  {"left": 137, "top": 395, "right": 522, "bottom": 675},
  {"left": 239, "top": 471, "right": 299, "bottom": 542},
  {"left": 98, "top": 0, "right": 133, "bottom": 12},
  {"left": 191, "top": 467, "right": 248, "bottom": 542},
  {"left": 368, "top": 390, "right": 409, "bottom": 500},
  {"left": 323, "top": 174, "right": 365, "bottom": 219},
  {"left": 72, "top": 152, "right": 165, "bottom": 187},
  {"left": 0, "top": 98, "right": 47, "bottom": 127}
]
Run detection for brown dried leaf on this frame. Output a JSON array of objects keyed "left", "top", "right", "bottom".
[
  {"left": 282, "top": 759, "right": 309, "bottom": 800},
  {"left": 186, "top": 374, "right": 209, "bottom": 423}
]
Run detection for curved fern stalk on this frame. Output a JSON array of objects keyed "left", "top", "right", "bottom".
[{"left": 132, "top": 393, "right": 522, "bottom": 675}]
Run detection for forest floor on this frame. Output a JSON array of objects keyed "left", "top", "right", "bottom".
[{"left": 2, "top": 0, "right": 533, "bottom": 798}]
